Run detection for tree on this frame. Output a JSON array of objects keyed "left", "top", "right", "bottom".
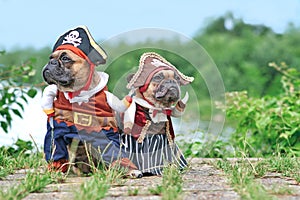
[{"left": 193, "top": 13, "right": 300, "bottom": 97}]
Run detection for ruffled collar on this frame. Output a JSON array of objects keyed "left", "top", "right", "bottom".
[{"left": 64, "top": 72, "right": 108, "bottom": 104}]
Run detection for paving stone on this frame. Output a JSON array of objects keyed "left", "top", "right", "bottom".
[
  {"left": 257, "top": 172, "right": 300, "bottom": 200},
  {"left": 0, "top": 169, "right": 30, "bottom": 192},
  {"left": 183, "top": 191, "right": 240, "bottom": 200},
  {"left": 1, "top": 158, "right": 298, "bottom": 199},
  {"left": 43, "top": 177, "right": 90, "bottom": 193},
  {"left": 23, "top": 192, "right": 73, "bottom": 200},
  {"left": 104, "top": 196, "right": 161, "bottom": 200},
  {"left": 182, "top": 159, "right": 240, "bottom": 200},
  {"left": 105, "top": 175, "right": 162, "bottom": 198}
]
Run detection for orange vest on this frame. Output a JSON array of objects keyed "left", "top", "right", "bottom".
[{"left": 53, "top": 86, "right": 118, "bottom": 133}]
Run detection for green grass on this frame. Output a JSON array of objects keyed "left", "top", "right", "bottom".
[
  {"left": 266, "top": 157, "right": 300, "bottom": 179},
  {"left": 74, "top": 172, "right": 111, "bottom": 200},
  {"left": 127, "top": 187, "right": 139, "bottom": 196},
  {"left": 2, "top": 139, "right": 299, "bottom": 200},
  {"left": 215, "top": 159, "right": 272, "bottom": 200},
  {"left": 149, "top": 164, "right": 184, "bottom": 200},
  {"left": 269, "top": 185, "right": 293, "bottom": 196},
  {"left": 0, "top": 149, "right": 15, "bottom": 178},
  {"left": 73, "top": 165, "right": 128, "bottom": 199},
  {"left": 0, "top": 141, "right": 61, "bottom": 200},
  {"left": 214, "top": 156, "right": 300, "bottom": 200},
  {"left": 0, "top": 146, "right": 46, "bottom": 179},
  {"left": 73, "top": 147, "right": 127, "bottom": 199},
  {"left": 0, "top": 171, "right": 53, "bottom": 200},
  {"left": 0, "top": 144, "right": 67, "bottom": 200}
]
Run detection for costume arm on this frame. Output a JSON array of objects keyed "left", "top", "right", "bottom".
[
  {"left": 104, "top": 91, "right": 132, "bottom": 113},
  {"left": 171, "top": 92, "right": 189, "bottom": 117},
  {"left": 41, "top": 84, "right": 57, "bottom": 116}
]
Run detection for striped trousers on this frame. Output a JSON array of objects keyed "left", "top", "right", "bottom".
[{"left": 122, "top": 134, "right": 187, "bottom": 175}]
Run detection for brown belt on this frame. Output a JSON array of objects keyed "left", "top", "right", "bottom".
[{"left": 54, "top": 108, "right": 118, "bottom": 128}]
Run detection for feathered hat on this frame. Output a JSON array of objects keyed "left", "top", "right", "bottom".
[{"left": 127, "top": 52, "right": 194, "bottom": 91}]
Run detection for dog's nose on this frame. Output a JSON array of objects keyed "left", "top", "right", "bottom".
[
  {"left": 42, "top": 68, "right": 55, "bottom": 84},
  {"left": 168, "top": 87, "right": 178, "bottom": 96},
  {"left": 166, "top": 87, "right": 179, "bottom": 101},
  {"left": 49, "top": 59, "right": 59, "bottom": 66}
]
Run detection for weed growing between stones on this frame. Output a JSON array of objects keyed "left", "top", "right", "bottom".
[
  {"left": 73, "top": 148, "right": 127, "bottom": 200},
  {"left": 0, "top": 140, "right": 45, "bottom": 179},
  {"left": 0, "top": 171, "right": 52, "bottom": 200},
  {"left": 215, "top": 159, "right": 271, "bottom": 200},
  {"left": 149, "top": 164, "right": 183, "bottom": 200},
  {"left": 215, "top": 156, "right": 300, "bottom": 200},
  {"left": 127, "top": 187, "right": 139, "bottom": 196},
  {"left": 74, "top": 166, "right": 126, "bottom": 200}
]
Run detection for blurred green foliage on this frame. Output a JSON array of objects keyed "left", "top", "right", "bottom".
[
  {"left": 0, "top": 51, "right": 38, "bottom": 133},
  {"left": 195, "top": 13, "right": 300, "bottom": 97},
  {"left": 1, "top": 13, "right": 300, "bottom": 157},
  {"left": 183, "top": 63, "right": 300, "bottom": 158},
  {"left": 218, "top": 63, "right": 300, "bottom": 157},
  {"left": 0, "top": 138, "right": 34, "bottom": 157},
  {"left": 2, "top": 14, "right": 300, "bottom": 99}
]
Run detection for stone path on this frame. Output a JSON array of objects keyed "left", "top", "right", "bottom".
[{"left": 1, "top": 158, "right": 300, "bottom": 200}]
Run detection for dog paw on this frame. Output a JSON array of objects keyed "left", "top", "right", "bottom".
[
  {"left": 47, "top": 159, "right": 69, "bottom": 173},
  {"left": 127, "top": 170, "right": 143, "bottom": 178},
  {"left": 72, "top": 166, "right": 82, "bottom": 176}
]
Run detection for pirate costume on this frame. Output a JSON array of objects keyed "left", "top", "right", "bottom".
[
  {"left": 123, "top": 52, "right": 194, "bottom": 175},
  {"left": 41, "top": 26, "right": 135, "bottom": 173}
]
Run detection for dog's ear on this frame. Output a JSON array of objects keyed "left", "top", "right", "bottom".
[{"left": 127, "top": 73, "right": 135, "bottom": 83}]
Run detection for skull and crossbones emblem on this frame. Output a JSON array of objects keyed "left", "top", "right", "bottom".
[{"left": 62, "top": 30, "right": 82, "bottom": 47}]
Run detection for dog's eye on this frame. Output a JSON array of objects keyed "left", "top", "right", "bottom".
[
  {"left": 152, "top": 73, "right": 164, "bottom": 82},
  {"left": 61, "top": 55, "right": 72, "bottom": 63},
  {"left": 174, "top": 74, "right": 181, "bottom": 82}
]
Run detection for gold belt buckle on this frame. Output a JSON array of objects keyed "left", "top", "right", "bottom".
[{"left": 73, "top": 112, "right": 92, "bottom": 126}]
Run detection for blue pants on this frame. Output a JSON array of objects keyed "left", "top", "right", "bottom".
[{"left": 44, "top": 120, "right": 126, "bottom": 165}]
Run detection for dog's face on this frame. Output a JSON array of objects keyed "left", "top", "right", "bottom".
[
  {"left": 142, "top": 69, "right": 181, "bottom": 108},
  {"left": 42, "top": 50, "right": 90, "bottom": 92}
]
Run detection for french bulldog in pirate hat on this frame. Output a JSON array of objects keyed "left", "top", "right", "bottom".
[
  {"left": 41, "top": 25, "right": 141, "bottom": 177},
  {"left": 121, "top": 52, "right": 194, "bottom": 175}
]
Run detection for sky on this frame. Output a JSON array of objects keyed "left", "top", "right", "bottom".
[
  {"left": 1, "top": 0, "right": 300, "bottom": 146},
  {"left": 1, "top": 0, "right": 300, "bottom": 50}
]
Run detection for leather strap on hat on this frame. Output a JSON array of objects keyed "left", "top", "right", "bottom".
[{"left": 139, "top": 66, "right": 172, "bottom": 93}]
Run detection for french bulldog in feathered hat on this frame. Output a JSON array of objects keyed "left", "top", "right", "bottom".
[{"left": 121, "top": 52, "right": 194, "bottom": 175}]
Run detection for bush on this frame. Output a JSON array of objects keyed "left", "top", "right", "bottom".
[{"left": 217, "top": 62, "right": 300, "bottom": 157}]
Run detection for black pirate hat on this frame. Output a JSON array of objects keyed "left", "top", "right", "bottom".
[{"left": 53, "top": 25, "right": 107, "bottom": 65}]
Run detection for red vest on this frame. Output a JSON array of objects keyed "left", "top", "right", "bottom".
[
  {"left": 131, "top": 104, "right": 175, "bottom": 140},
  {"left": 54, "top": 86, "right": 118, "bottom": 133}
]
